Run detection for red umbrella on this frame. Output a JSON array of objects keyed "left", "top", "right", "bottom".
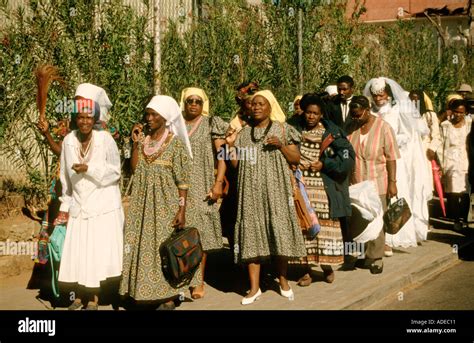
[{"left": 432, "top": 160, "right": 446, "bottom": 217}]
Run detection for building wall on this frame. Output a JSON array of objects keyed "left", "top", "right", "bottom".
[{"left": 346, "top": 0, "right": 469, "bottom": 22}]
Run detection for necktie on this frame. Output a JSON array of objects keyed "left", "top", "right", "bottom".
[{"left": 342, "top": 101, "right": 348, "bottom": 122}]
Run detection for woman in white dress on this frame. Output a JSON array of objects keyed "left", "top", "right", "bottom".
[
  {"left": 57, "top": 84, "right": 123, "bottom": 310},
  {"left": 439, "top": 99, "right": 472, "bottom": 230},
  {"left": 364, "top": 78, "right": 432, "bottom": 252},
  {"left": 408, "top": 90, "right": 442, "bottom": 164},
  {"left": 408, "top": 90, "right": 441, "bottom": 223}
]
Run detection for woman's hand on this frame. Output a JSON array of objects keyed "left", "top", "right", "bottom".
[
  {"left": 53, "top": 211, "right": 69, "bottom": 226},
  {"left": 426, "top": 149, "right": 436, "bottom": 161},
  {"left": 131, "top": 123, "right": 144, "bottom": 143},
  {"left": 207, "top": 182, "right": 224, "bottom": 202},
  {"left": 265, "top": 136, "right": 282, "bottom": 149},
  {"left": 387, "top": 181, "right": 398, "bottom": 198},
  {"left": 310, "top": 160, "right": 323, "bottom": 172},
  {"left": 72, "top": 163, "right": 88, "bottom": 173},
  {"left": 172, "top": 208, "right": 185, "bottom": 229},
  {"left": 36, "top": 120, "right": 50, "bottom": 135},
  {"left": 225, "top": 127, "right": 238, "bottom": 147}
]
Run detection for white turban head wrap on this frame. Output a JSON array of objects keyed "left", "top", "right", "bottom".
[
  {"left": 325, "top": 85, "right": 338, "bottom": 96},
  {"left": 145, "top": 95, "right": 193, "bottom": 159},
  {"left": 75, "top": 83, "right": 112, "bottom": 122}
]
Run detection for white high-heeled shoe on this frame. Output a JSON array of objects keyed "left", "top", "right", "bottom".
[
  {"left": 280, "top": 286, "right": 294, "bottom": 300},
  {"left": 241, "top": 289, "right": 262, "bottom": 305}
]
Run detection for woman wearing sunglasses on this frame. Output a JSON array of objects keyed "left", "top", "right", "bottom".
[{"left": 179, "top": 87, "right": 228, "bottom": 299}]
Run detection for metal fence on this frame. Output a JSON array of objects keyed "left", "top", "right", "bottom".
[{"left": 1, "top": 0, "right": 193, "bottom": 33}]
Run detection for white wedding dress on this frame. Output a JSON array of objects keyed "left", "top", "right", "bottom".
[{"left": 372, "top": 103, "right": 432, "bottom": 247}]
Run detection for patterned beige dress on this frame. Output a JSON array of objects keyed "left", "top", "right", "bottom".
[
  {"left": 185, "top": 116, "right": 228, "bottom": 252},
  {"left": 119, "top": 134, "right": 201, "bottom": 301},
  {"left": 233, "top": 122, "right": 307, "bottom": 264}
]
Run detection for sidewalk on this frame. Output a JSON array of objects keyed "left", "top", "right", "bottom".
[{"left": 0, "top": 227, "right": 472, "bottom": 311}]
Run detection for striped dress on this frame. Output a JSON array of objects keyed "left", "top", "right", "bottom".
[
  {"left": 293, "top": 123, "right": 344, "bottom": 266},
  {"left": 348, "top": 116, "right": 400, "bottom": 196}
]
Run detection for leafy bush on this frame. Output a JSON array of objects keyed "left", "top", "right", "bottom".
[{"left": 1, "top": 0, "right": 472, "bottom": 203}]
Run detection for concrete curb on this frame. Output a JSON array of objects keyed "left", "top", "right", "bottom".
[
  {"left": 344, "top": 237, "right": 473, "bottom": 310},
  {"left": 349, "top": 254, "right": 459, "bottom": 310}
]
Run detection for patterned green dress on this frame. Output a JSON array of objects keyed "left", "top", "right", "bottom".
[
  {"left": 185, "top": 116, "right": 227, "bottom": 252},
  {"left": 119, "top": 134, "right": 201, "bottom": 301},
  {"left": 234, "top": 122, "right": 307, "bottom": 263}
]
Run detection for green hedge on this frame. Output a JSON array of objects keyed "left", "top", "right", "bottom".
[{"left": 1, "top": 0, "right": 472, "bottom": 199}]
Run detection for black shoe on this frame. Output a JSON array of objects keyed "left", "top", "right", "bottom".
[
  {"left": 355, "top": 258, "right": 367, "bottom": 269},
  {"left": 369, "top": 260, "right": 383, "bottom": 274},
  {"left": 339, "top": 259, "right": 357, "bottom": 271},
  {"left": 453, "top": 221, "right": 464, "bottom": 232}
]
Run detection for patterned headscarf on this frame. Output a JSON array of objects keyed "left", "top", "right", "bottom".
[{"left": 236, "top": 81, "right": 260, "bottom": 103}]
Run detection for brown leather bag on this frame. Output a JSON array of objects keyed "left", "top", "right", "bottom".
[
  {"left": 281, "top": 123, "right": 313, "bottom": 230},
  {"left": 159, "top": 227, "right": 203, "bottom": 289},
  {"left": 290, "top": 172, "right": 313, "bottom": 230}
]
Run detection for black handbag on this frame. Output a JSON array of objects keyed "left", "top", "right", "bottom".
[
  {"left": 159, "top": 227, "right": 203, "bottom": 289},
  {"left": 383, "top": 197, "right": 412, "bottom": 235}
]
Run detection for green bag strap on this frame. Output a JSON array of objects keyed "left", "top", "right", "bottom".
[{"left": 48, "top": 243, "right": 60, "bottom": 298}]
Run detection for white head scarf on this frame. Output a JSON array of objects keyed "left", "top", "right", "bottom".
[
  {"left": 146, "top": 95, "right": 193, "bottom": 159},
  {"left": 363, "top": 77, "right": 428, "bottom": 137},
  {"left": 75, "top": 83, "right": 112, "bottom": 122},
  {"left": 325, "top": 85, "right": 338, "bottom": 96}
]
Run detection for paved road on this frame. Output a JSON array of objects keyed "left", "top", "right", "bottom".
[
  {"left": 1, "top": 229, "right": 472, "bottom": 311},
  {"left": 373, "top": 259, "right": 474, "bottom": 310}
]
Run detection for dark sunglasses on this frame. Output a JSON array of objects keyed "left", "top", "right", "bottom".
[{"left": 185, "top": 98, "right": 203, "bottom": 106}]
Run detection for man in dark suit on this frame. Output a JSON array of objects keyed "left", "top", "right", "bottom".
[{"left": 327, "top": 75, "right": 356, "bottom": 134}]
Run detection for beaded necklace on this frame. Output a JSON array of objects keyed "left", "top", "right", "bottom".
[
  {"left": 143, "top": 128, "right": 170, "bottom": 156},
  {"left": 76, "top": 131, "right": 94, "bottom": 163},
  {"left": 251, "top": 120, "right": 273, "bottom": 143}
]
